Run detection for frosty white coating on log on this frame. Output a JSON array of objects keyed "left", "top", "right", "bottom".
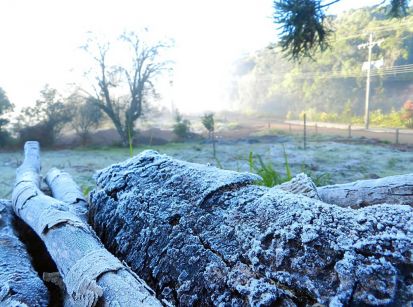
[
  {"left": 46, "top": 167, "right": 89, "bottom": 222},
  {"left": 0, "top": 200, "right": 49, "bottom": 306},
  {"left": 90, "top": 150, "right": 413, "bottom": 306},
  {"left": 318, "top": 173, "right": 413, "bottom": 208},
  {"left": 12, "top": 141, "right": 162, "bottom": 307}
]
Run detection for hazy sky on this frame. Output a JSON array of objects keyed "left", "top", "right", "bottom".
[{"left": 0, "top": 0, "right": 379, "bottom": 113}]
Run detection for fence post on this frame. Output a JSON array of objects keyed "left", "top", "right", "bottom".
[
  {"left": 315, "top": 123, "right": 318, "bottom": 135},
  {"left": 289, "top": 123, "right": 292, "bottom": 134},
  {"left": 396, "top": 128, "right": 399, "bottom": 145},
  {"left": 303, "top": 113, "right": 307, "bottom": 150},
  {"left": 348, "top": 124, "right": 352, "bottom": 138},
  {"left": 268, "top": 121, "right": 271, "bottom": 129}
]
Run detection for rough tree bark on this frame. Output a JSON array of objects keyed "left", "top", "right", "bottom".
[
  {"left": 278, "top": 173, "right": 321, "bottom": 200},
  {"left": 318, "top": 173, "right": 413, "bottom": 208},
  {"left": 90, "top": 150, "right": 413, "bottom": 306},
  {"left": 12, "top": 141, "right": 162, "bottom": 307},
  {"left": 0, "top": 200, "right": 49, "bottom": 306}
]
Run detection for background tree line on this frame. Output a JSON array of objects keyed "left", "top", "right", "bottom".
[
  {"left": 231, "top": 6, "right": 413, "bottom": 124},
  {"left": 0, "top": 31, "right": 170, "bottom": 148}
]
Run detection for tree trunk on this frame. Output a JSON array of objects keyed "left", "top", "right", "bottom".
[
  {"left": 89, "top": 150, "right": 413, "bottom": 306},
  {"left": 0, "top": 200, "right": 49, "bottom": 306},
  {"left": 317, "top": 173, "right": 413, "bottom": 208},
  {"left": 12, "top": 141, "right": 162, "bottom": 307}
]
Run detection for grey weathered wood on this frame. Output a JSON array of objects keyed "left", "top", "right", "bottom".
[
  {"left": 277, "top": 173, "right": 320, "bottom": 200},
  {"left": 12, "top": 141, "right": 162, "bottom": 307},
  {"left": 0, "top": 199, "right": 49, "bottom": 306},
  {"left": 90, "top": 150, "right": 413, "bottom": 306},
  {"left": 46, "top": 167, "right": 88, "bottom": 223},
  {"left": 318, "top": 173, "right": 413, "bottom": 208}
]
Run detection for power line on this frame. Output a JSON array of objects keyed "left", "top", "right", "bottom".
[
  {"left": 239, "top": 63, "right": 413, "bottom": 82},
  {"left": 333, "top": 20, "right": 413, "bottom": 42}
]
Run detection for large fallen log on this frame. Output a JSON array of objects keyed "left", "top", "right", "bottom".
[
  {"left": 318, "top": 173, "right": 413, "bottom": 208},
  {"left": 90, "top": 150, "right": 413, "bottom": 306},
  {"left": 12, "top": 141, "right": 162, "bottom": 307},
  {"left": 0, "top": 200, "right": 49, "bottom": 306}
]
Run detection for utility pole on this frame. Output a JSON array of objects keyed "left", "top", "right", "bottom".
[{"left": 358, "top": 33, "right": 384, "bottom": 130}]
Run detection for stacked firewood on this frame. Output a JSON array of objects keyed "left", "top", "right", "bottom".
[{"left": 1, "top": 141, "right": 412, "bottom": 306}]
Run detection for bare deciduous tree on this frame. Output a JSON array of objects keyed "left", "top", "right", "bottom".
[{"left": 83, "top": 32, "right": 171, "bottom": 146}]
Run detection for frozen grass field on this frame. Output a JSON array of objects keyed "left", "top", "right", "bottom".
[{"left": 1, "top": 135, "right": 411, "bottom": 198}]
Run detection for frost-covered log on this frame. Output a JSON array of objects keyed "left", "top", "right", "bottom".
[
  {"left": 277, "top": 173, "right": 320, "bottom": 200},
  {"left": 12, "top": 141, "right": 162, "bottom": 307},
  {"left": 318, "top": 173, "right": 413, "bottom": 208},
  {"left": 90, "top": 150, "right": 413, "bottom": 306},
  {"left": 46, "top": 167, "right": 88, "bottom": 222},
  {"left": 0, "top": 200, "right": 49, "bottom": 306}
]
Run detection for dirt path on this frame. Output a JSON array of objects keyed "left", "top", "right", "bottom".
[{"left": 220, "top": 118, "right": 413, "bottom": 145}]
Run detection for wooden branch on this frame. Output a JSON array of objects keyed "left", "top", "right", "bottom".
[
  {"left": 318, "top": 173, "right": 413, "bottom": 208},
  {"left": 45, "top": 167, "right": 88, "bottom": 223},
  {"left": 12, "top": 141, "right": 162, "bottom": 307},
  {"left": 89, "top": 150, "right": 413, "bottom": 306},
  {"left": 0, "top": 200, "right": 49, "bottom": 306}
]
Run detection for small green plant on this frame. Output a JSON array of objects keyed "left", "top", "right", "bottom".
[
  {"left": 81, "top": 184, "right": 94, "bottom": 196},
  {"left": 173, "top": 111, "right": 191, "bottom": 140},
  {"left": 214, "top": 156, "right": 223, "bottom": 169},
  {"left": 201, "top": 112, "right": 216, "bottom": 157},
  {"left": 248, "top": 150, "right": 292, "bottom": 187},
  {"left": 387, "top": 157, "right": 398, "bottom": 168},
  {"left": 282, "top": 145, "right": 292, "bottom": 180}
]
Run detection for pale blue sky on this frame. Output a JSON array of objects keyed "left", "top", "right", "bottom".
[{"left": 0, "top": 0, "right": 389, "bottom": 113}]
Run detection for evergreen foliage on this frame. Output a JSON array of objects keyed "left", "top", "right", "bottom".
[{"left": 274, "top": 0, "right": 410, "bottom": 60}]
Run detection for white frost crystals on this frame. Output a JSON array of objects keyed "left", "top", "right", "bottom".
[
  {"left": 11, "top": 141, "right": 162, "bottom": 307},
  {"left": 89, "top": 150, "right": 413, "bottom": 306}
]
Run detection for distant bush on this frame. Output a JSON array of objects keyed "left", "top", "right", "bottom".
[
  {"left": 0, "top": 87, "right": 15, "bottom": 148},
  {"left": 19, "top": 123, "right": 55, "bottom": 147},
  {"left": 0, "top": 130, "right": 13, "bottom": 148},
  {"left": 295, "top": 106, "right": 406, "bottom": 128},
  {"left": 17, "top": 85, "right": 74, "bottom": 146},
  {"left": 401, "top": 100, "right": 413, "bottom": 128},
  {"left": 173, "top": 111, "right": 191, "bottom": 140}
]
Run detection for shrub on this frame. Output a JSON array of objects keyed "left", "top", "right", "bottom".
[
  {"left": 248, "top": 147, "right": 292, "bottom": 187},
  {"left": 19, "top": 123, "right": 55, "bottom": 147},
  {"left": 402, "top": 100, "right": 413, "bottom": 128},
  {"left": 19, "top": 85, "right": 74, "bottom": 146},
  {"left": 0, "top": 130, "right": 13, "bottom": 147},
  {"left": 173, "top": 111, "right": 191, "bottom": 139}
]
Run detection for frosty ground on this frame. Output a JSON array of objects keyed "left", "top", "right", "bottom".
[{"left": 1, "top": 134, "right": 411, "bottom": 198}]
